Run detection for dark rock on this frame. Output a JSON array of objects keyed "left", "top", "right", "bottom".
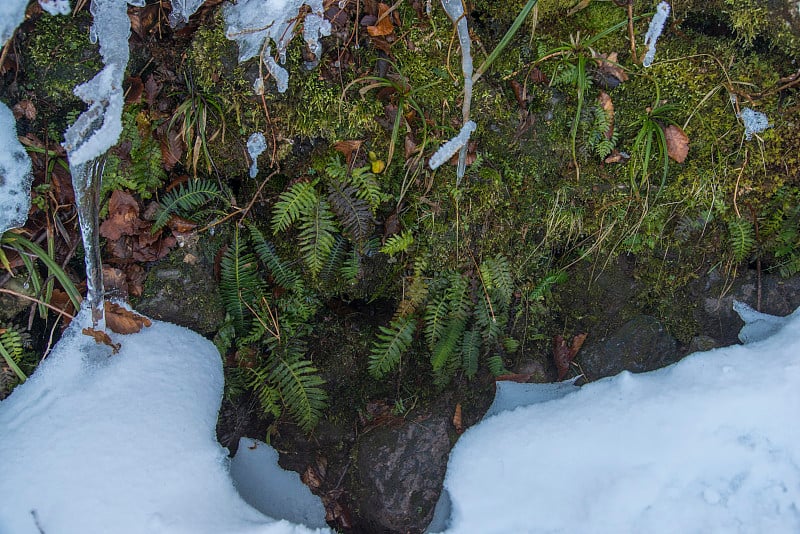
[
  {"left": 134, "top": 248, "right": 225, "bottom": 336},
  {"left": 354, "top": 415, "right": 451, "bottom": 533},
  {"left": 579, "top": 315, "right": 680, "bottom": 380}
]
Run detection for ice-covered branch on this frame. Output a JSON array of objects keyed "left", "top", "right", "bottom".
[
  {"left": 428, "top": 121, "right": 476, "bottom": 171},
  {"left": 642, "top": 1, "right": 670, "bottom": 67},
  {"left": 223, "top": 0, "right": 331, "bottom": 94}
]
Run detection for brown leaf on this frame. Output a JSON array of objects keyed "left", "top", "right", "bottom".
[
  {"left": 509, "top": 79, "right": 526, "bottom": 109},
  {"left": 144, "top": 75, "right": 162, "bottom": 109},
  {"left": 452, "top": 403, "right": 463, "bottom": 434},
  {"left": 100, "top": 190, "right": 140, "bottom": 240},
  {"left": 404, "top": 134, "right": 418, "bottom": 159},
  {"left": 159, "top": 125, "right": 184, "bottom": 171},
  {"left": 301, "top": 464, "right": 324, "bottom": 491},
  {"left": 167, "top": 215, "right": 198, "bottom": 234},
  {"left": 367, "top": 3, "right": 394, "bottom": 36},
  {"left": 125, "top": 76, "right": 144, "bottom": 104},
  {"left": 332, "top": 140, "right": 363, "bottom": 165},
  {"left": 105, "top": 301, "right": 152, "bottom": 335},
  {"left": 50, "top": 289, "right": 76, "bottom": 327},
  {"left": 664, "top": 124, "right": 689, "bottom": 163},
  {"left": 83, "top": 327, "right": 121, "bottom": 354},
  {"left": 593, "top": 51, "right": 629, "bottom": 88},
  {"left": 103, "top": 265, "right": 129, "bottom": 299},
  {"left": 124, "top": 264, "right": 146, "bottom": 297},
  {"left": 12, "top": 100, "right": 36, "bottom": 121},
  {"left": 495, "top": 373, "right": 533, "bottom": 383},
  {"left": 553, "top": 333, "right": 587, "bottom": 380},
  {"left": 604, "top": 149, "right": 629, "bottom": 164}
]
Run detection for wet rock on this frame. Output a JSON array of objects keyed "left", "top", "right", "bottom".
[
  {"left": 578, "top": 315, "right": 680, "bottom": 380},
  {"left": 134, "top": 248, "right": 224, "bottom": 336},
  {"left": 354, "top": 414, "right": 451, "bottom": 534}
]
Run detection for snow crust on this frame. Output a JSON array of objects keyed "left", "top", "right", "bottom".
[
  {"left": 0, "top": 308, "right": 330, "bottom": 534},
  {"left": 38, "top": 0, "right": 72, "bottom": 16},
  {"left": 434, "top": 304, "right": 800, "bottom": 533},
  {"left": 223, "top": 0, "right": 331, "bottom": 93},
  {"left": 738, "top": 107, "right": 772, "bottom": 140},
  {"left": 0, "top": 104, "right": 33, "bottom": 235},
  {"left": 247, "top": 131, "right": 267, "bottom": 178},
  {"left": 0, "top": 0, "right": 28, "bottom": 46}
]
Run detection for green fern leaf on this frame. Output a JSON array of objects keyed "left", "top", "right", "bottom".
[
  {"left": 327, "top": 179, "right": 374, "bottom": 244},
  {"left": 380, "top": 230, "right": 414, "bottom": 257},
  {"left": 369, "top": 317, "right": 417, "bottom": 378},
  {"left": 271, "top": 181, "right": 318, "bottom": 234},
  {"left": 298, "top": 198, "right": 338, "bottom": 278},
  {"left": 486, "top": 354, "right": 509, "bottom": 376},
  {"left": 153, "top": 179, "right": 220, "bottom": 232},
  {"left": 461, "top": 328, "right": 481, "bottom": 379},
  {"left": 266, "top": 353, "right": 328, "bottom": 433},
  {"left": 0, "top": 324, "right": 27, "bottom": 381},
  {"left": 249, "top": 224, "right": 302, "bottom": 291},
  {"left": 728, "top": 218, "right": 755, "bottom": 263},
  {"left": 319, "top": 234, "right": 349, "bottom": 283},
  {"left": 219, "top": 229, "right": 262, "bottom": 335},
  {"left": 480, "top": 255, "right": 513, "bottom": 309}
]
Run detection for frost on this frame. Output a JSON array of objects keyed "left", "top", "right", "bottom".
[
  {"left": 440, "top": 0, "right": 474, "bottom": 181},
  {"left": 247, "top": 132, "right": 267, "bottom": 178},
  {"left": 38, "top": 0, "right": 71, "bottom": 16},
  {"left": 0, "top": 0, "right": 28, "bottom": 46},
  {"left": 0, "top": 104, "right": 33, "bottom": 235},
  {"left": 737, "top": 107, "right": 771, "bottom": 140},
  {"left": 168, "top": 0, "right": 206, "bottom": 27},
  {"left": 223, "top": 0, "right": 331, "bottom": 94},
  {"left": 643, "top": 1, "right": 670, "bottom": 67},
  {"left": 429, "top": 121, "right": 476, "bottom": 170}
]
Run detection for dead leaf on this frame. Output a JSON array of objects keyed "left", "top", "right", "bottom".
[
  {"left": 100, "top": 190, "right": 140, "bottom": 241},
  {"left": 50, "top": 289, "right": 77, "bottom": 326},
  {"left": 12, "top": 100, "right": 36, "bottom": 121},
  {"left": 144, "top": 74, "right": 162, "bottom": 109},
  {"left": 367, "top": 3, "right": 394, "bottom": 36},
  {"left": 332, "top": 140, "right": 363, "bottom": 165},
  {"left": 593, "top": 51, "right": 629, "bottom": 89},
  {"left": 125, "top": 76, "right": 144, "bottom": 104},
  {"left": 301, "top": 463, "right": 324, "bottom": 491},
  {"left": 105, "top": 301, "right": 152, "bottom": 335},
  {"left": 604, "top": 149, "right": 629, "bottom": 164},
  {"left": 509, "top": 79, "right": 526, "bottom": 109},
  {"left": 83, "top": 327, "right": 121, "bottom": 353},
  {"left": 553, "top": 332, "right": 587, "bottom": 380},
  {"left": 103, "top": 265, "right": 129, "bottom": 299},
  {"left": 495, "top": 373, "right": 533, "bottom": 383},
  {"left": 167, "top": 215, "right": 198, "bottom": 235},
  {"left": 452, "top": 403, "right": 463, "bottom": 434},
  {"left": 124, "top": 264, "right": 146, "bottom": 297},
  {"left": 404, "top": 134, "right": 417, "bottom": 159},
  {"left": 664, "top": 124, "right": 689, "bottom": 163}
]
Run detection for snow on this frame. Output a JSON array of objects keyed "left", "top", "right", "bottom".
[
  {"left": 433, "top": 303, "right": 800, "bottom": 533},
  {"left": 429, "top": 120, "right": 476, "bottom": 170},
  {"left": 738, "top": 107, "right": 772, "bottom": 140},
  {"left": 223, "top": 0, "right": 331, "bottom": 94},
  {"left": 168, "top": 0, "right": 206, "bottom": 27},
  {"left": 0, "top": 104, "right": 33, "bottom": 235},
  {"left": 38, "top": 0, "right": 71, "bottom": 16},
  {"left": 0, "top": 307, "right": 331, "bottom": 534},
  {"left": 0, "top": 0, "right": 28, "bottom": 47},
  {"left": 643, "top": 1, "right": 670, "bottom": 67},
  {"left": 247, "top": 132, "right": 267, "bottom": 178}
]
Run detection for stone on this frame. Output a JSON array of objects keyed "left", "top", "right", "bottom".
[
  {"left": 578, "top": 315, "right": 680, "bottom": 380},
  {"left": 354, "top": 414, "right": 451, "bottom": 533}
]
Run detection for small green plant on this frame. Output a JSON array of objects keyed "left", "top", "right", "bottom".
[
  {"left": 727, "top": 218, "right": 755, "bottom": 264},
  {"left": 627, "top": 99, "right": 681, "bottom": 192},
  {"left": 152, "top": 179, "right": 222, "bottom": 232},
  {"left": 0, "top": 323, "right": 27, "bottom": 382}
]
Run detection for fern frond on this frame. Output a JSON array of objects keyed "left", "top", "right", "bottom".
[
  {"left": 339, "top": 247, "right": 361, "bottom": 284},
  {"left": 728, "top": 218, "right": 755, "bottom": 263},
  {"left": 480, "top": 255, "right": 513, "bottom": 309},
  {"left": 528, "top": 271, "right": 567, "bottom": 301},
  {"left": 460, "top": 328, "right": 481, "bottom": 379},
  {"left": 249, "top": 224, "right": 302, "bottom": 291},
  {"left": 319, "top": 234, "right": 349, "bottom": 283},
  {"left": 369, "top": 317, "right": 417, "bottom": 378},
  {"left": 349, "top": 165, "right": 390, "bottom": 209},
  {"left": 271, "top": 181, "right": 318, "bottom": 234},
  {"left": 327, "top": 179, "right": 374, "bottom": 244},
  {"left": 298, "top": 198, "right": 338, "bottom": 277},
  {"left": 475, "top": 291, "right": 506, "bottom": 346},
  {"left": 219, "top": 229, "right": 262, "bottom": 335},
  {"left": 486, "top": 354, "right": 509, "bottom": 376},
  {"left": 0, "top": 324, "right": 27, "bottom": 381},
  {"left": 431, "top": 314, "right": 468, "bottom": 373},
  {"left": 380, "top": 230, "right": 414, "bottom": 257},
  {"left": 424, "top": 291, "right": 450, "bottom": 349},
  {"left": 249, "top": 368, "right": 283, "bottom": 419},
  {"left": 153, "top": 179, "right": 220, "bottom": 232},
  {"left": 265, "top": 352, "right": 328, "bottom": 433}
]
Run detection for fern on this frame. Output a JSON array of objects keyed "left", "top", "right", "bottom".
[
  {"left": 325, "top": 157, "right": 389, "bottom": 210},
  {"left": 479, "top": 255, "right": 513, "bottom": 309},
  {"left": 460, "top": 328, "right": 481, "bottom": 379},
  {"left": 474, "top": 291, "right": 506, "bottom": 346},
  {"left": 153, "top": 179, "right": 220, "bottom": 232},
  {"left": 431, "top": 276, "right": 471, "bottom": 372},
  {"left": 298, "top": 198, "right": 338, "bottom": 278},
  {"left": 424, "top": 290, "right": 450, "bottom": 349},
  {"left": 319, "top": 234, "right": 349, "bottom": 283},
  {"left": 271, "top": 181, "right": 318, "bottom": 234},
  {"left": 249, "top": 224, "right": 302, "bottom": 291},
  {"left": 728, "top": 218, "right": 755, "bottom": 263},
  {"left": 486, "top": 354, "right": 509, "bottom": 376},
  {"left": 0, "top": 324, "right": 26, "bottom": 382},
  {"left": 339, "top": 247, "right": 362, "bottom": 284},
  {"left": 250, "top": 340, "right": 327, "bottom": 433},
  {"left": 380, "top": 230, "right": 414, "bottom": 257},
  {"left": 219, "top": 229, "right": 262, "bottom": 335},
  {"left": 327, "top": 179, "right": 374, "bottom": 244},
  {"left": 369, "top": 317, "right": 417, "bottom": 378}
]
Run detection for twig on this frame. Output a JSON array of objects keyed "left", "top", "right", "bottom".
[{"left": 238, "top": 169, "right": 279, "bottom": 223}]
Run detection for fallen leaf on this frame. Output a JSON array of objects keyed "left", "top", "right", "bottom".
[
  {"left": 83, "top": 327, "right": 121, "bottom": 353},
  {"left": 553, "top": 332, "right": 587, "bottom": 380},
  {"left": 125, "top": 76, "right": 144, "bottom": 104},
  {"left": 452, "top": 403, "right": 463, "bottom": 434},
  {"left": 509, "top": 79, "right": 526, "bottom": 109},
  {"left": 124, "top": 264, "right": 146, "bottom": 297},
  {"left": 103, "top": 265, "right": 129, "bottom": 299},
  {"left": 167, "top": 215, "right": 198, "bottom": 234},
  {"left": 50, "top": 289, "right": 77, "bottom": 326},
  {"left": 664, "top": 124, "right": 689, "bottom": 163},
  {"left": 604, "top": 149, "right": 629, "bottom": 164},
  {"left": 100, "top": 190, "right": 140, "bottom": 241},
  {"left": 12, "top": 100, "right": 36, "bottom": 121},
  {"left": 332, "top": 140, "right": 363, "bottom": 165},
  {"left": 367, "top": 3, "right": 394, "bottom": 36},
  {"left": 105, "top": 301, "right": 152, "bottom": 335},
  {"left": 144, "top": 74, "right": 162, "bottom": 109},
  {"left": 593, "top": 51, "right": 629, "bottom": 89},
  {"left": 301, "top": 464, "right": 324, "bottom": 491},
  {"left": 495, "top": 373, "right": 533, "bottom": 383},
  {"left": 404, "top": 134, "right": 418, "bottom": 159}
]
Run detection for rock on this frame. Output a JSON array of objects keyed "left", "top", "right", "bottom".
[
  {"left": 354, "top": 414, "right": 451, "bottom": 533},
  {"left": 578, "top": 315, "right": 680, "bottom": 380},
  {"left": 0, "top": 277, "right": 34, "bottom": 321},
  {"left": 134, "top": 247, "right": 225, "bottom": 336}
]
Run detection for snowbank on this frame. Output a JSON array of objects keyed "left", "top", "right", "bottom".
[
  {"left": 0, "top": 309, "right": 329, "bottom": 534},
  {"left": 434, "top": 303, "right": 800, "bottom": 533}
]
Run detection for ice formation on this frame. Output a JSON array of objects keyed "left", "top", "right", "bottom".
[
  {"left": 737, "top": 107, "right": 772, "bottom": 140},
  {"left": 247, "top": 132, "right": 268, "bottom": 178},
  {"left": 0, "top": 307, "right": 330, "bottom": 533},
  {"left": 223, "top": 0, "right": 331, "bottom": 94},
  {"left": 0, "top": 105, "right": 33, "bottom": 236},
  {"left": 38, "top": 0, "right": 71, "bottom": 16},
  {"left": 432, "top": 303, "right": 800, "bottom": 533},
  {"left": 168, "top": 0, "right": 206, "bottom": 27},
  {"left": 440, "top": 0, "right": 474, "bottom": 181},
  {"left": 428, "top": 121, "right": 476, "bottom": 171},
  {"left": 643, "top": 1, "right": 670, "bottom": 67},
  {"left": 0, "top": 0, "right": 28, "bottom": 46}
]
